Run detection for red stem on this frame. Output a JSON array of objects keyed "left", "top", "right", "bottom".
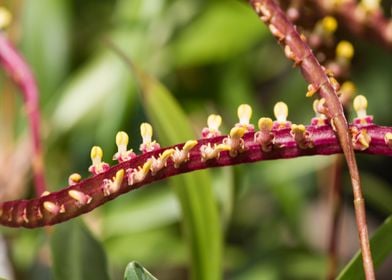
[
  {"left": 0, "top": 33, "right": 46, "bottom": 196},
  {"left": 0, "top": 122, "right": 391, "bottom": 228}
]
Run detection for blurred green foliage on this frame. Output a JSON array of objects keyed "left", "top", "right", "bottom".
[{"left": 0, "top": 0, "right": 392, "bottom": 279}]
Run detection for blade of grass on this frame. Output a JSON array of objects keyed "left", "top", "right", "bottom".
[
  {"left": 337, "top": 215, "right": 392, "bottom": 279},
  {"left": 138, "top": 66, "right": 222, "bottom": 280},
  {"left": 106, "top": 41, "right": 222, "bottom": 280}
]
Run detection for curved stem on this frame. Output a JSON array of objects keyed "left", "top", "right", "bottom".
[
  {"left": 0, "top": 33, "right": 46, "bottom": 196},
  {"left": 0, "top": 122, "right": 391, "bottom": 228}
]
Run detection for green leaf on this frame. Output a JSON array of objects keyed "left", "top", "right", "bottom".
[
  {"left": 172, "top": 1, "right": 267, "bottom": 66},
  {"left": 337, "top": 215, "right": 392, "bottom": 279},
  {"left": 50, "top": 219, "right": 110, "bottom": 280},
  {"left": 129, "top": 62, "right": 222, "bottom": 280},
  {"left": 124, "top": 261, "right": 158, "bottom": 280},
  {"left": 21, "top": 0, "right": 70, "bottom": 99}
]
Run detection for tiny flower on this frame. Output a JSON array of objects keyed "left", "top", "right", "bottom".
[
  {"left": 139, "top": 123, "right": 160, "bottom": 153},
  {"left": 235, "top": 104, "right": 255, "bottom": 132},
  {"left": 127, "top": 160, "right": 153, "bottom": 185},
  {"left": 273, "top": 102, "right": 291, "bottom": 128},
  {"left": 200, "top": 143, "right": 231, "bottom": 161},
  {"left": 353, "top": 95, "right": 373, "bottom": 125},
  {"left": 102, "top": 169, "right": 125, "bottom": 196},
  {"left": 336, "top": 41, "right": 354, "bottom": 61},
  {"left": 68, "top": 173, "right": 82, "bottom": 186},
  {"left": 43, "top": 201, "right": 64, "bottom": 215},
  {"left": 40, "top": 191, "right": 51, "bottom": 197},
  {"left": 223, "top": 127, "right": 246, "bottom": 157},
  {"left": 306, "top": 84, "right": 319, "bottom": 97},
  {"left": 351, "top": 127, "right": 371, "bottom": 151},
  {"left": 338, "top": 81, "right": 356, "bottom": 105},
  {"left": 88, "top": 146, "right": 110, "bottom": 175},
  {"left": 360, "top": 0, "right": 381, "bottom": 13},
  {"left": 321, "top": 16, "right": 337, "bottom": 34},
  {"left": 172, "top": 140, "right": 198, "bottom": 167},
  {"left": 384, "top": 132, "right": 392, "bottom": 148},
  {"left": 151, "top": 149, "right": 175, "bottom": 175},
  {"left": 202, "top": 114, "right": 222, "bottom": 138},
  {"left": 254, "top": 117, "right": 274, "bottom": 152},
  {"left": 291, "top": 124, "right": 313, "bottom": 149},
  {"left": 68, "top": 190, "right": 92, "bottom": 206},
  {"left": 113, "top": 131, "right": 136, "bottom": 162},
  {"left": 311, "top": 99, "right": 328, "bottom": 126}
]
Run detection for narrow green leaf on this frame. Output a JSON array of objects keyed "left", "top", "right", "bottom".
[
  {"left": 50, "top": 219, "right": 110, "bottom": 280},
  {"left": 337, "top": 215, "right": 392, "bottom": 279},
  {"left": 124, "top": 261, "right": 158, "bottom": 280},
  {"left": 131, "top": 63, "right": 222, "bottom": 280}
]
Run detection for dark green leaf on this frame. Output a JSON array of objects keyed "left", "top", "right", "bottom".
[
  {"left": 337, "top": 215, "right": 392, "bottom": 279},
  {"left": 50, "top": 219, "right": 110, "bottom": 280}
]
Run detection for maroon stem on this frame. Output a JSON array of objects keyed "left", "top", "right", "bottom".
[
  {"left": 0, "top": 122, "right": 391, "bottom": 228},
  {"left": 249, "top": 0, "right": 374, "bottom": 278},
  {"left": 0, "top": 33, "right": 46, "bottom": 196}
]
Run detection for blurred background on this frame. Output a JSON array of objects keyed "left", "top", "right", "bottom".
[{"left": 0, "top": 0, "right": 392, "bottom": 279}]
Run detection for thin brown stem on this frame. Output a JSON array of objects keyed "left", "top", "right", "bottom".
[{"left": 248, "top": 0, "right": 375, "bottom": 278}]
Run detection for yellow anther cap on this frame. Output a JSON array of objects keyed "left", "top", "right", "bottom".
[
  {"left": 322, "top": 16, "right": 337, "bottom": 33},
  {"left": 336, "top": 41, "right": 354, "bottom": 60},
  {"left": 353, "top": 95, "right": 368, "bottom": 118},
  {"left": 258, "top": 117, "right": 273, "bottom": 131},
  {"left": 140, "top": 123, "right": 153, "bottom": 143},
  {"left": 207, "top": 114, "right": 222, "bottom": 130},
  {"left": 90, "top": 146, "right": 103, "bottom": 162},
  {"left": 0, "top": 7, "right": 12, "bottom": 29},
  {"left": 237, "top": 104, "right": 252, "bottom": 124},
  {"left": 230, "top": 127, "right": 246, "bottom": 138},
  {"left": 116, "top": 131, "right": 129, "bottom": 147},
  {"left": 274, "top": 102, "right": 288, "bottom": 122}
]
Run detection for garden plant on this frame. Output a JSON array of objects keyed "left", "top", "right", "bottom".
[{"left": 0, "top": 0, "right": 392, "bottom": 279}]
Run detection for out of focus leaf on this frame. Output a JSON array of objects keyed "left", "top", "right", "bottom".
[
  {"left": 103, "top": 187, "right": 181, "bottom": 237},
  {"left": 172, "top": 1, "right": 267, "bottom": 66},
  {"left": 356, "top": 172, "right": 392, "bottom": 214},
  {"left": 124, "top": 261, "right": 157, "bottom": 280},
  {"left": 50, "top": 219, "right": 110, "bottom": 280},
  {"left": 51, "top": 31, "right": 143, "bottom": 134},
  {"left": 128, "top": 61, "right": 222, "bottom": 280},
  {"left": 21, "top": 0, "right": 70, "bottom": 99},
  {"left": 337, "top": 215, "right": 392, "bottom": 279}
]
